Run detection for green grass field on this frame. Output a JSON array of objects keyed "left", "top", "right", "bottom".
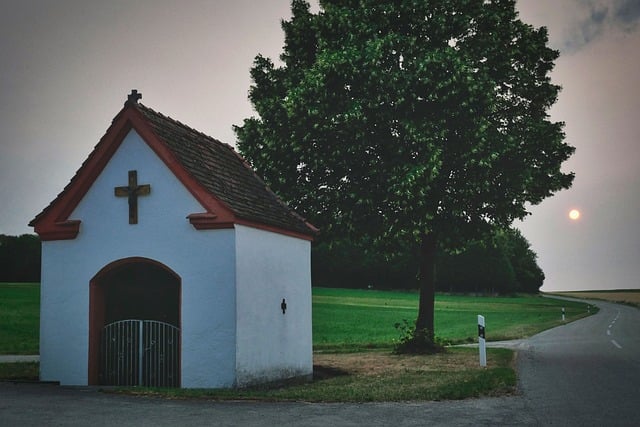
[
  {"left": 0, "top": 283, "right": 591, "bottom": 355},
  {"left": 0, "top": 283, "right": 39, "bottom": 354},
  {"left": 313, "top": 287, "right": 592, "bottom": 351},
  {"left": 0, "top": 283, "right": 593, "bottom": 401}
]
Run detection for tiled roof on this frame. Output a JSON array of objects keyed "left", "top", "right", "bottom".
[
  {"left": 135, "top": 103, "right": 316, "bottom": 237},
  {"left": 29, "top": 98, "right": 317, "bottom": 240}
]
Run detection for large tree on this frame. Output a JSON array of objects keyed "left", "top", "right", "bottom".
[{"left": 235, "top": 0, "right": 574, "bottom": 342}]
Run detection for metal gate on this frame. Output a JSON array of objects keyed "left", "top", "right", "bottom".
[{"left": 101, "top": 319, "right": 180, "bottom": 387}]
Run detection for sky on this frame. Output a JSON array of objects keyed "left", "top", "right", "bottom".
[{"left": 1, "top": 0, "right": 638, "bottom": 291}]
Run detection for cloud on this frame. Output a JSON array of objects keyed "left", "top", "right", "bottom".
[
  {"left": 564, "top": 0, "right": 640, "bottom": 51},
  {"left": 614, "top": 0, "right": 640, "bottom": 25}
]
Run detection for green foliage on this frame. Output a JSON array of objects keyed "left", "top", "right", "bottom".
[
  {"left": 0, "top": 235, "right": 41, "bottom": 282},
  {"left": 236, "top": 0, "right": 574, "bottom": 248},
  {"left": 393, "top": 319, "right": 445, "bottom": 354}
]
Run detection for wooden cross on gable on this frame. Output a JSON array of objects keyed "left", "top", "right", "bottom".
[{"left": 114, "top": 170, "right": 151, "bottom": 224}]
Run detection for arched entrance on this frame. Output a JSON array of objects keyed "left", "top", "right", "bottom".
[{"left": 88, "top": 257, "right": 181, "bottom": 386}]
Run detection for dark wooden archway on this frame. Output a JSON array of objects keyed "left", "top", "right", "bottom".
[{"left": 88, "top": 258, "right": 181, "bottom": 385}]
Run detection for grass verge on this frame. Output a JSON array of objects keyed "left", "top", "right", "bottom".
[
  {"left": 110, "top": 347, "right": 516, "bottom": 402},
  {"left": 0, "top": 362, "right": 39, "bottom": 381}
]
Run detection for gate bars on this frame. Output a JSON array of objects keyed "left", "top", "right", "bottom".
[{"left": 101, "top": 319, "right": 180, "bottom": 387}]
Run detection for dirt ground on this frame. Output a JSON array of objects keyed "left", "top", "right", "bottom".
[
  {"left": 313, "top": 350, "right": 491, "bottom": 379},
  {"left": 554, "top": 291, "right": 640, "bottom": 306}
]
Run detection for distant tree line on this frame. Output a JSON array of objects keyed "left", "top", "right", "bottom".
[
  {"left": 0, "top": 234, "right": 41, "bottom": 282},
  {"left": 312, "top": 227, "right": 543, "bottom": 294},
  {"left": 0, "top": 230, "right": 544, "bottom": 293}
]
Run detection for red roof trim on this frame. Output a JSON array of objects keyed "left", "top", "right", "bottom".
[
  {"left": 234, "top": 219, "right": 315, "bottom": 241},
  {"left": 187, "top": 213, "right": 222, "bottom": 229},
  {"left": 30, "top": 104, "right": 237, "bottom": 240},
  {"left": 29, "top": 109, "right": 134, "bottom": 240},
  {"left": 30, "top": 103, "right": 314, "bottom": 241},
  {"left": 186, "top": 214, "right": 315, "bottom": 240},
  {"left": 36, "top": 220, "right": 82, "bottom": 241}
]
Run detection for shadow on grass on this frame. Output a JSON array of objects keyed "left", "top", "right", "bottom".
[{"left": 313, "top": 364, "right": 350, "bottom": 381}]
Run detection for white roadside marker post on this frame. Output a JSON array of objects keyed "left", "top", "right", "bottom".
[
  {"left": 562, "top": 307, "right": 565, "bottom": 321},
  {"left": 478, "top": 315, "right": 487, "bottom": 367}
]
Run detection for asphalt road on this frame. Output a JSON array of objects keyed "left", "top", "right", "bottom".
[
  {"left": 517, "top": 298, "right": 640, "bottom": 425},
  {"left": 1, "top": 298, "right": 638, "bottom": 426}
]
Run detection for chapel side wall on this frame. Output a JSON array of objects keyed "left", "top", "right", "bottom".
[
  {"left": 38, "top": 130, "right": 238, "bottom": 387},
  {"left": 234, "top": 225, "right": 313, "bottom": 386}
]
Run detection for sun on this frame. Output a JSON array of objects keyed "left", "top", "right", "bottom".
[{"left": 569, "top": 209, "right": 580, "bottom": 220}]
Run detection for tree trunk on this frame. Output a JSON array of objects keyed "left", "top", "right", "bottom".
[{"left": 415, "top": 233, "right": 438, "bottom": 340}]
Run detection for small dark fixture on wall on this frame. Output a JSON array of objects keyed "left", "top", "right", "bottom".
[{"left": 281, "top": 298, "right": 287, "bottom": 314}]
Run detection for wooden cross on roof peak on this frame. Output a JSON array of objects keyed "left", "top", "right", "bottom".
[
  {"left": 126, "top": 89, "right": 142, "bottom": 106},
  {"left": 114, "top": 170, "right": 151, "bottom": 224}
]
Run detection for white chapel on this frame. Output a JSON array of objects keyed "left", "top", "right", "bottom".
[{"left": 30, "top": 91, "right": 317, "bottom": 388}]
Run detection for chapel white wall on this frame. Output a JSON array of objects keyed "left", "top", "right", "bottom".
[
  {"left": 234, "top": 225, "right": 313, "bottom": 386},
  {"left": 39, "top": 130, "right": 237, "bottom": 388}
]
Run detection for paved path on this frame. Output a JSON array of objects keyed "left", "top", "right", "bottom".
[
  {"left": 1, "top": 298, "right": 638, "bottom": 426},
  {"left": 0, "top": 355, "right": 38, "bottom": 363}
]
